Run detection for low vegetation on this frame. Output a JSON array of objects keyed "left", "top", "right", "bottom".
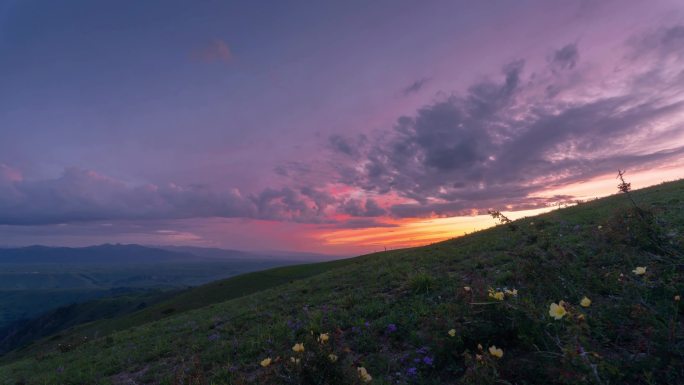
[
  {"left": 0, "top": 259, "right": 353, "bottom": 363},
  {"left": 0, "top": 245, "right": 305, "bottom": 331},
  {"left": 1, "top": 179, "right": 682, "bottom": 384}
]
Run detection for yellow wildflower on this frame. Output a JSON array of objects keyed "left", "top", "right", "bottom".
[
  {"left": 260, "top": 357, "right": 272, "bottom": 367},
  {"left": 549, "top": 302, "right": 567, "bottom": 320},
  {"left": 328, "top": 353, "right": 338, "bottom": 363},
  {"left": 577, "top": 313, "right": 585, "bottom": 321},
  {"left": 357, "top": 367, "right": 372, "bottom": 383},
  {"left": 463, "top": 286, "right": 472, "bottom": 292},
  {"left": 580, "top": 296, "right": 591, "bottom": 307},
  {"left": 477, "top": 343, "right": 483, "bottom": 351},
  {"left": 488, "top": 345, "right": 504, "bottom": 359},
  {"left": 448, "top": 328, "right": 456, "bottom": 337},
  {"left": 292, "top": 343, "right": 305, "bottom": 353},
  {"left": 675, "top": 295, "right": 681, "bottom": 301},
  {"left": 632, "top": 266, "right": 646, "bottom": 275},
  {"left": 318, "top": 333, "right": 329, "bottom": 343},
  {"left": 488, "top": 289, "right": 505, "bottom": 301},
  {"left": 505, "top": 288, "right": 518, "bottom": 297},
  {"left": 290, "top": 357, "right": 300, "bottom": 364}
]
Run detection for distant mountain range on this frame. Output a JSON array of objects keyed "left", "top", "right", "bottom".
[
  {"left": 158, "top": 245, "right": 339, "bottom": 261},
  {"left": 0, "top": 244, "right": 194, "bottom": 264},
  {"left": 0, "top": 244, "right": 336, "bottom": 264}
]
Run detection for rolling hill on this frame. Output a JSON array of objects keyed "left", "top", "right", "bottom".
[
  {"left": 0, "top": 179, "right": 683, "bottom": 384},
  {"left": 0, "top": 258, "right": 354, "bottom": 360},
  {"left": 0, "top": 244, "right": 313, "bottom": 343},
  {"left": 0, "top": 289, "right": 177, "bottom": 356}
]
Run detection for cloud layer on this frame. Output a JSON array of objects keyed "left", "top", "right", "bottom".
[
  {"left": 331, "top": 34, "right": 684, "bottom": 217},
  {"left": 0, "top": 166, "right": 341, "bottom": 225},
  {"left": 1, "top": 25, "right": 683, "bottom": 229}
]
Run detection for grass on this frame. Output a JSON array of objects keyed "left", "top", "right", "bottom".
[
  {"left": 0, "top": 258, "right": 355, "bottom": 363},
  {"left": 1, "top": 179, "right": 683, "bottom": 384},
  {"left": 0, "top": 258, "right": 305, "bottom": 331},
  {"left": 0, "top": 288, "right": 177, "bottom": 355}
]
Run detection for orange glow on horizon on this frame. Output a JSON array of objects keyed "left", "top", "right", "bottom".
[
  {"left": 317, "top": 165, "right": 683, "bottom": 252},
  {"left": 317, "top": 207, "right": 554, "bottom": 250}
]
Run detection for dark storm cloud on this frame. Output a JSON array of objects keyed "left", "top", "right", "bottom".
[
  {"left": 251, "top": 187, "right": 333, "bottom": 223},
  {"left": 340, "top": 198, "right": 386, "bottom": 217},
  {"left": 328, "top": 134, "right": 367, "bottom": 157},
  {"left": 334, "top": 41, "right": 684, "bottom": 218},
  {"left": 329, "top": 135, "right": 356, "bottom": 156},
  {"left": 337, "top": 60, "right": 526, "bottom": 204}
]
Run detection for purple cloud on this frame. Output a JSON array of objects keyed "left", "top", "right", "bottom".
[
  {"left": 3, "top": 28, "right": 684, "bottom": 229},
  {"left": 0, "top": 167, "right": 254, "bottom": 225},
  {"left": 549, "top": 43, "right": 580, "bottom": 71},
  {"left": 331, "top": 37, "right": 684, "bottom": 218},
  {"left": 0, "top": 167, "right": 336, "bottom": 225}
]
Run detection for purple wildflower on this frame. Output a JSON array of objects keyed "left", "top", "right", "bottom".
[
  {"left": 416, "top": 346, "right": 430, "bottom": 355},
  {"left": 287, "top": 319, "right": 302, "bottom": 331},
  {"left": 422, "top": 356, "right": 434, "bottom": 366},
  {"left": 406, "top": 367, "right": 418, "bottom": 376},
  {"left": 386, "top": 323, "right": 397, "bottom": 334}
]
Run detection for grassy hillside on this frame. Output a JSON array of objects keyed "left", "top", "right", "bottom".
[
  {"left": 0, "top": 253, "right": 304, "bottom": 331},
  {"left": 1, "top": 180, "right": 683, "bottom": 384},
  {"left": 0, "top": 289, "right": 177, "bottom": 355},
  {"left": 0, "top": 258, "right": 355, "bottom": 362}
]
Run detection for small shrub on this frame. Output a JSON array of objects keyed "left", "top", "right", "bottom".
[{"left": 410, "top": 273, "right": 436, "bottom": 294}]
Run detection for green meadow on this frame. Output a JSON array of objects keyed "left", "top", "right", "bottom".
[{"left": 1, "top": 180, "right": 683, "bottom": 384}]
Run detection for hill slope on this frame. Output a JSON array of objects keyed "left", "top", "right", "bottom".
[
  {"left": 1, "top": 180, "right": 683, "bottom": 384},
  {"left": 0, "top": 244, "right": 309, "bottom": 333},
  {"left": 0, "top": 259, "right": 353, "bottom": 361},
  {"left": 0, "top": 289, "right": 176, "bottom": 355}
]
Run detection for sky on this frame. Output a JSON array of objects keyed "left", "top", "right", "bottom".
[{"left": 1, "top": 0, "right": 683, "bottom": 256}]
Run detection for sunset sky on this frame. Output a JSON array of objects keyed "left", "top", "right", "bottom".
[{"left": 1, "top": 0, "right": 683, "bottom": 255}]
